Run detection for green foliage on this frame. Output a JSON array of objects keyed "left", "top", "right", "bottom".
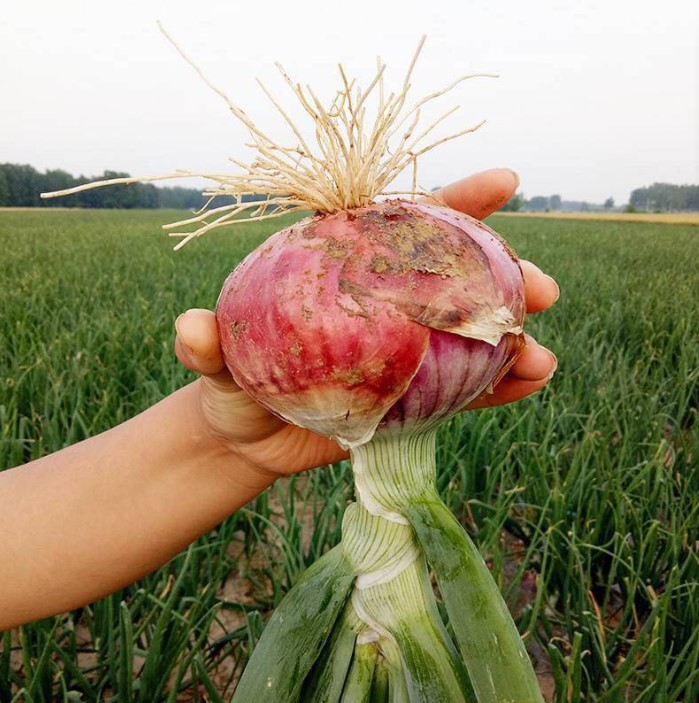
[
  {"left": 0, "top": 170, "right": 10, "bottom": 206},
  {"left": 630, "top": 182, "right": 699, "bottom": 212},
  {"left": 0, "top": 211, "right": 698, "bottom": 701},
  {"left": 230, "top": 547, "right": 355, "bottom": 703},
  {"left": 155, "top": 186, "right": 208, "bottom": 210},
  {"left": 0, "top": 164, "right": 207, "bottom": 210},
  {"left": 527, "top": 195, "right": 550, "bottom": 212},
  {"left": 524, "top": 194, "right": 561, "bottom": 212},
  {"left": 0, "top": 163, "right": 42, "bottom": 206},
  {"left": 499, "top": 193, "right": 524, "bottom": 212}
]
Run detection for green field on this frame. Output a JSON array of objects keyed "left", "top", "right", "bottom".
[{"left": 1, "top": 209, "right": 698, "bottom": 702}]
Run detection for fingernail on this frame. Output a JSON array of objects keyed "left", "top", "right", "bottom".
[
  {"left": 506, "top": 168, "right": 520, "bottom": 190},
  {"left": 174, "top": 314, "right": 196, "bottom": 356},
  {"left": 546, "top": 274, "right": 560, "bottom": 302},
  {"left": 546, "top": 350, "right": 558, "bottom": 380},
  {"left": 175, "top": 313, "right": 185, "bottom": 336}
]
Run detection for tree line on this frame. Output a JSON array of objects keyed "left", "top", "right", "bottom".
[
  {"left": 500, "top": 193, "right": 579, "bottom": 212},
  {"left": 629, "top": 183, "right": 699, "bottom": 212},
  {"left": 3, "top": 163, "right": 698, "bottom": 213},
  {"left": 0, "top": 164, "right": 208, "bottom": 209},
  {"left": 504, "top": 183, "right": 699, "bottom": 213}
]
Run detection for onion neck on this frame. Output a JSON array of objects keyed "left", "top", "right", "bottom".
[
  {"left": 342, "top": 430, "right": 469, "bottom": 703},
  {"left": 343, "top": 429, "right": 443, "bottom": 637},
  {"left": 351, "top": 429, "right": 439, "bottom": 524}
]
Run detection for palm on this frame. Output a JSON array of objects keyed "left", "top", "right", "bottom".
[{"left": 199, "top": 376, "right": 346, "bottom": 475}]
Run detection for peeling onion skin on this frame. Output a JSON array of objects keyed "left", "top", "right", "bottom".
[
  {"left": 216, "top": 200, "right": 526, "bottom": 447},
  {"left": 380, "top": 328, "right": 524, "bottom": 435}
]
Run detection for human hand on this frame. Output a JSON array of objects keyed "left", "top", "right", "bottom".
[
  {"left": 175, "top": 168, "right": 558, "bottom": 479},
  {"left": 176, "top": 309, "right": 345, "bottom": 481}
]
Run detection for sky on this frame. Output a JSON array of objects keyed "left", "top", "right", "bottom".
[{"left": 1, "top": 0, "right": 697, "bottom": 206}]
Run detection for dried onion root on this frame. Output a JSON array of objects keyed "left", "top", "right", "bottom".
[{"left": 42, "top": 28, "right": 495, "bottom": 250}]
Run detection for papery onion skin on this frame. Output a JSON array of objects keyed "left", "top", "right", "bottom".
[{"left": 216, "top": 200, "right": 525, "bottom": 447}]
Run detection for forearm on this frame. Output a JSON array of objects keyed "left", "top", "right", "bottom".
[{"left": 0, "top": 381, "right": 274, "bottom": 630}]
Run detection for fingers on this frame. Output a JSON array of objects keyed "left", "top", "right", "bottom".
[
  {"left": 470, "top": 376, "right": 550, "bottom": 409},
  {"left": 467, "top": 334, "right": 557, "bottom": 409},
  {"left": 511, "top": 334, "right": 557, "bottom": 381},
  {"left": 520, "top": 260, "right": 560, "bottom": 313},
  {"left": 174, "top": 308, "right": 227, "bottom": 378},
  {"left": 432, "top": 169, "right": 560, "bottom": 313},
  {"left": 431, "top": 168, "right": 519, "bottom": 219}
]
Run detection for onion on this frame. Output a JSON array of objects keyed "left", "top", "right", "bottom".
[
  {"left": 217, "top": 200, "right": 525, "bottom": 448},
  {"left": 217, "top": 200, "right": 543, "bottom": 703}
]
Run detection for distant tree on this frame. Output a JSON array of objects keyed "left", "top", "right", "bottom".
[
  {"left": 581, "top": 202, "right": 590, "bottom": 212},
  {"left": 527, "top": 196, "right": 549, "bottom": 211},
  {"left": 688, "top": 186, "right": 699, "bottom": 210},
  {"left": 0, "top": 163, "right": 41, "bottom": 206},
  {"left": 0, "top": 169, "right": 9, "bottom": 206},
  {"left": 40, "top": 169, "right": 77, "bottom": 207},
  {"left": 604, "top": 197, "right": 614, "bottom": 209},
  {"left": 500, "top": 192, "right": 525, "bottom": 212},
  {"left": 549, "top": 194, "right": 562, "bottom": 211},
  {"left": 65, "top": 171, "right": 159, "bottom": 209},
  {"left": 91, "top": 171, "right": 133, "bottom": 208},
  {"left": 629, "top": 187, "right": 647, "bottom": 210},
  {"left": 630, "top": 183, "right": 699, "bottom": 211},
  {"left": 157, "top": 186, "right": 207, "bottom": 210}
]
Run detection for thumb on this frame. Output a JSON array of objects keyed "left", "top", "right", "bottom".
[{"left": 174, "top": 308, "right": 230, "bottom": 379}]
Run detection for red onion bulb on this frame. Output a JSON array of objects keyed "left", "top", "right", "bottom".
[{"left": 216, "top": 199, "right": 525, "bottom": 448}]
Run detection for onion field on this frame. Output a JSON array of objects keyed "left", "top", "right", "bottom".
[{"left": 1, "top": 209, "right": 698, "bottom": 702}]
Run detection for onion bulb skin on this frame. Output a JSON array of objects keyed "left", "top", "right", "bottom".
[{"left": 216, "top": 200, "right": 525, "bottom": 448}]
